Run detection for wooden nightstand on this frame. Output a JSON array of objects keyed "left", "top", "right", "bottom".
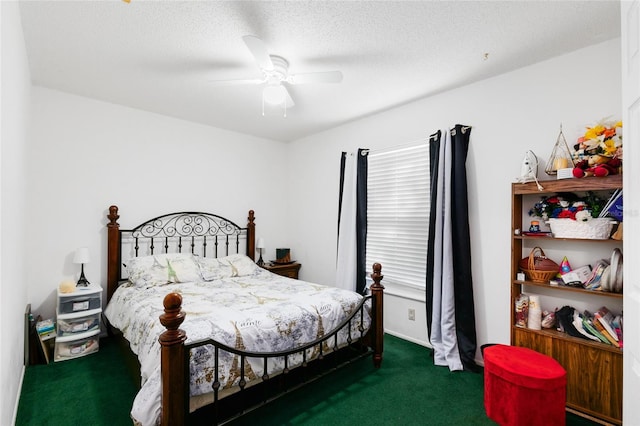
[{"left": 262, "top": 262, "right": 301, "bottom": 279}]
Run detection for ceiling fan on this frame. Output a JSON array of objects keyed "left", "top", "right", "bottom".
[{"left": 209, "top": 35, "right": 343, "bottom": 116}]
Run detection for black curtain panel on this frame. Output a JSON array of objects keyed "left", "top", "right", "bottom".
[
  {"left": 356, "top": 148, "right": 368, "bottom": 294},
  {"left": 449, "top": 124, "right": 478, "bottom": 372},
  {"left": 426, "top": 125, "right": 478, "bottom": 372},
  {"left": 425, "top": 130, "right": 442, "bottom": 341},
  {"left": 338, "top": 151, "right": 347, "bottom": 238}
]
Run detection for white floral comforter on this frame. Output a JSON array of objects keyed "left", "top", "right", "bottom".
[{"left": 104, "top": 267, "right": 370, "bottom": 426}]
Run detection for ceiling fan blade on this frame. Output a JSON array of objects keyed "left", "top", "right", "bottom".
[
  {"left": 287, "top": 70, "right": 343, "bottom": 85},
  {"left": 207, "top": 77, "right": 265, "bottom": 87},
  {"left": 283, "top": 85, "right": 295, "bottom": 108},
  {"left": 242, "top": 35, "right": 274, "bottom": 71}
]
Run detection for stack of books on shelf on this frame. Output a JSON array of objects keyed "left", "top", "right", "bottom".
[
  {"left": 35, "top": 318, "right": 56, "bottom": 363},
  {"left": 36, "top": 318, "right": 54, "bottom": 336},
  {"left": 574, "top": 307, "right": 623, "bottom": 348}
]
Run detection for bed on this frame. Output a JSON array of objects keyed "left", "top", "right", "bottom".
[{"left": 104, "top": 205, "right": 385, "bottom": 426}]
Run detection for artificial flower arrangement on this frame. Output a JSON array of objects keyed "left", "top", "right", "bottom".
[
  {"left": 529, "top": 192, "right": 606, "bottom": 222},
  {"left": 572, "top": 118, "right": 623, "bottom": 178}
]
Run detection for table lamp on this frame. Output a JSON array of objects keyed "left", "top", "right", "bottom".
[
  {"left": 256, "top": 238, "right": 265, "bottom": 266},
  {"left": 73, "top": 247, "right": 91, "bottom": 287}
]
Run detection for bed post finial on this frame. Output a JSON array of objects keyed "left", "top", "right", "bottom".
[
  {"left": 159, "top": 293, "right": 186, "bottom": 337},
  {"left": 159, "top": 293, "right": 187, "bottom": 426},
  {"left": 108, "top": 205, "right": 119, "bottom": 226},
  {"left": 247, "top": 210, "right": 256, "bottom": 261},
  {"left": 370, "top": 263, "right": 384, "bottom": 368},
  {"left": 107, "top": 205, "right": 121, "bottom": 302}
]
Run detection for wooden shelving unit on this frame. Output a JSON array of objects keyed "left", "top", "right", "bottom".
[{"left": 510, "top": 174, "right": 622, "bottom": 425}]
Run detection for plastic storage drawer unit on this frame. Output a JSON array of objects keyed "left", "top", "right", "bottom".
[
  {"left": 56, "top": 310, "right": 101, "bottom": 337},
  {"left": 57, "top": 285, "right": 102, "bottom": 314},
  {"left": 54, "top": 331, "right": 100, "bottom": 361}
]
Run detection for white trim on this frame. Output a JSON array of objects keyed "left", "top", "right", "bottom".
[
  {"left": 385, "top": 330, "right": 431, "bottom": 348},
  {"left": 13, "top": 366, "right": 25, "bottom": 426},
  {"left": 384, "top": 332, "right": 485, "bottom": 367}
]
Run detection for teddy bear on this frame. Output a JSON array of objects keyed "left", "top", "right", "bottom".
[{"left": 572, "top": 157, "right": 622, "bottom": 178}]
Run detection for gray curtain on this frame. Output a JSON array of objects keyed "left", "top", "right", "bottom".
[{"left": 426, "top": 125, "right": 479, "bottom": 372}]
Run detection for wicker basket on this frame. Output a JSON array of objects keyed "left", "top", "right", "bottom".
[
  {"left": 547, "top": 218, "right": 616, "bottom": 240},
  {"left": 519, "top": 247, "right": 559, "bottom": 283}
]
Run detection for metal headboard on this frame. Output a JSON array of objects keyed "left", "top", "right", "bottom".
[{"left": 106, "top": 206, "right": 256, "bottom": 301}]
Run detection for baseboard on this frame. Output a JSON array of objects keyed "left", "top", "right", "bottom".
[
  {"left": 13, "top": 365, "right": 25, "bottom": 426},
  {"left": 384, "top": 330, "right": 431, "bottom": 348},
  {"left": 384, "top": 331, "right": 485, "bottom": 368}
]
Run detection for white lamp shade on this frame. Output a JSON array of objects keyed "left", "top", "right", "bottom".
[
  {"left": 73, "top": 247, "right": 91, "bottom": 264},
  {"left": 256, "top": 238, "right": 265, "bottom": 249}
]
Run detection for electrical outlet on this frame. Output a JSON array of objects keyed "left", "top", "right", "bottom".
[{"left": 408, "top": 308, "right": 415, "bottom": 321}]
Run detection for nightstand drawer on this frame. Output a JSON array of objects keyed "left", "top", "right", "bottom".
[
  {"left": 57, "top": 311, "right": 100, "bottom": 337},
  {"left": 54, "top": 332, "right": 99, "bottom": 362},
  {"left": 58, "top": 293, "right": 101, "bottom": 314},
  {"left": 262, "top": 262, "right": 301, "bottom": 279},
  {"left": 279, "top": 270, "right": 298, "bottom": 279}
]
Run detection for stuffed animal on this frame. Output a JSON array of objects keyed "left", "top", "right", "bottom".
[
  {"left": 572, "top": 157, "right": 622, "bottom": 178},
  {"left": 59, "top": 280, "right": 76, "bottom": 293}
]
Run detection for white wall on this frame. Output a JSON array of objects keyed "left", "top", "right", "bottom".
[
  {"left": 287, "top": 39, "right": 622, "bottom": 356},
  {"left": 26, "top": 88, "right": 291, "bottom": 320},
  {"left": 1, "top": 2, "right": 32, "bottom": 424}
]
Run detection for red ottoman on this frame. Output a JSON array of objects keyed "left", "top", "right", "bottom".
[{"left": 484, "top": 345, "right": 567, "bottom": 426}]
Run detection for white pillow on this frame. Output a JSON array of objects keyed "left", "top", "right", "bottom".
[
  {"left": 195, "top": 256, "right": 234, "bottom": 281},
  {"left": 196, "top": 253, "right": 260, "bottom": 281},
  {"left": 125, "top": 253, "right": 203, "bottom": 288}
]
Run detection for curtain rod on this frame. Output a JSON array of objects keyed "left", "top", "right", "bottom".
[
  {"left": 351, "top": 124, "right": 472, "bottom": 156},
  {"left": 450, "top": 125, "right": 472, "bottom": 136},
  {"left": 367, "top": 137, "right": 429, "bottom": 156}
]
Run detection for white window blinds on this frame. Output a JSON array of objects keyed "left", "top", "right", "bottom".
[{"left": 366, "top": 142, "right": 430, "bottom": 289}]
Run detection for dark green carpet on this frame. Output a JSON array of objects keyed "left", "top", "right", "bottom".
[
  {"left": 17, "top": 335, "right": 598, "bottom": 425},
  {"left": 17, "top": 337, "right": 137, "bottom": 426}
]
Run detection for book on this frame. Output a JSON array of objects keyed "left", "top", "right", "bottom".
[
  {"left": 37, "top": 328, "right": 55, "bottom": 364},
  {"left": 599, "top": 189, "right": 623, "bottom": 221},
  {"left": 595, "top": 307, "right": 618, "bottom": 342},
  {"left": 581, "top": 312, "right": 610, "bottom": 345},
  {"left": 36, "top": 318, "right": 55, "bottom": 335},
  {"left": 592, "top": 318, "right": 620, "bottom": 348},
  {"left": 612, "top": 314, "right": 624, "bottom": 347},
  {"left": 572, "top": 312, "right": 600, "bottom": 342},
  {"left": 583, "top": 260, "right": 609, "bottom": 291}
]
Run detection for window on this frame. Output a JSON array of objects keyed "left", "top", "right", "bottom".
[{"left": 366, "top": 142, "right": 430, "bottom": 289}]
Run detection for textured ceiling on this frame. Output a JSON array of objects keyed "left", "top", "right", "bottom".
[{"left": 18, "top": 1, "right": 621, "bottom": 142}]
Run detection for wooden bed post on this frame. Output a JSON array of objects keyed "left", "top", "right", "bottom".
[
  {"left": 107, "top": 205, "right": 120, "bottom": 302},
  {"left": 370, "top": 263, "right": 384, "bottom": 368},
  {"left": 247, "top": 210, "right": 255, "bottom": 260},
  {"left": 159, "top": 293, "right": 187, "bottom": 426}
]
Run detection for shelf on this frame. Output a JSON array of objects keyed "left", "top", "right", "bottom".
[
  {"left": 513, "top": 280, "right": 623, "bottom": 298},
  {"left": 513, "top": 175, "right": 622, "bottom": 195},
  {"left": 514, "top": 235, "right": 621, "bottom": 243},
  {"left": 510, "top": 173, "right": 623, "bottom": 424},
  {"left": 513, "top": 326, "right": 622, "bottom": 354}
]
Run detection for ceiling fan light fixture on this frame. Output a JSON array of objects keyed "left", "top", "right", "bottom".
[{"left": 262, "top": 84, "right": 286, "bottom": 105}]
